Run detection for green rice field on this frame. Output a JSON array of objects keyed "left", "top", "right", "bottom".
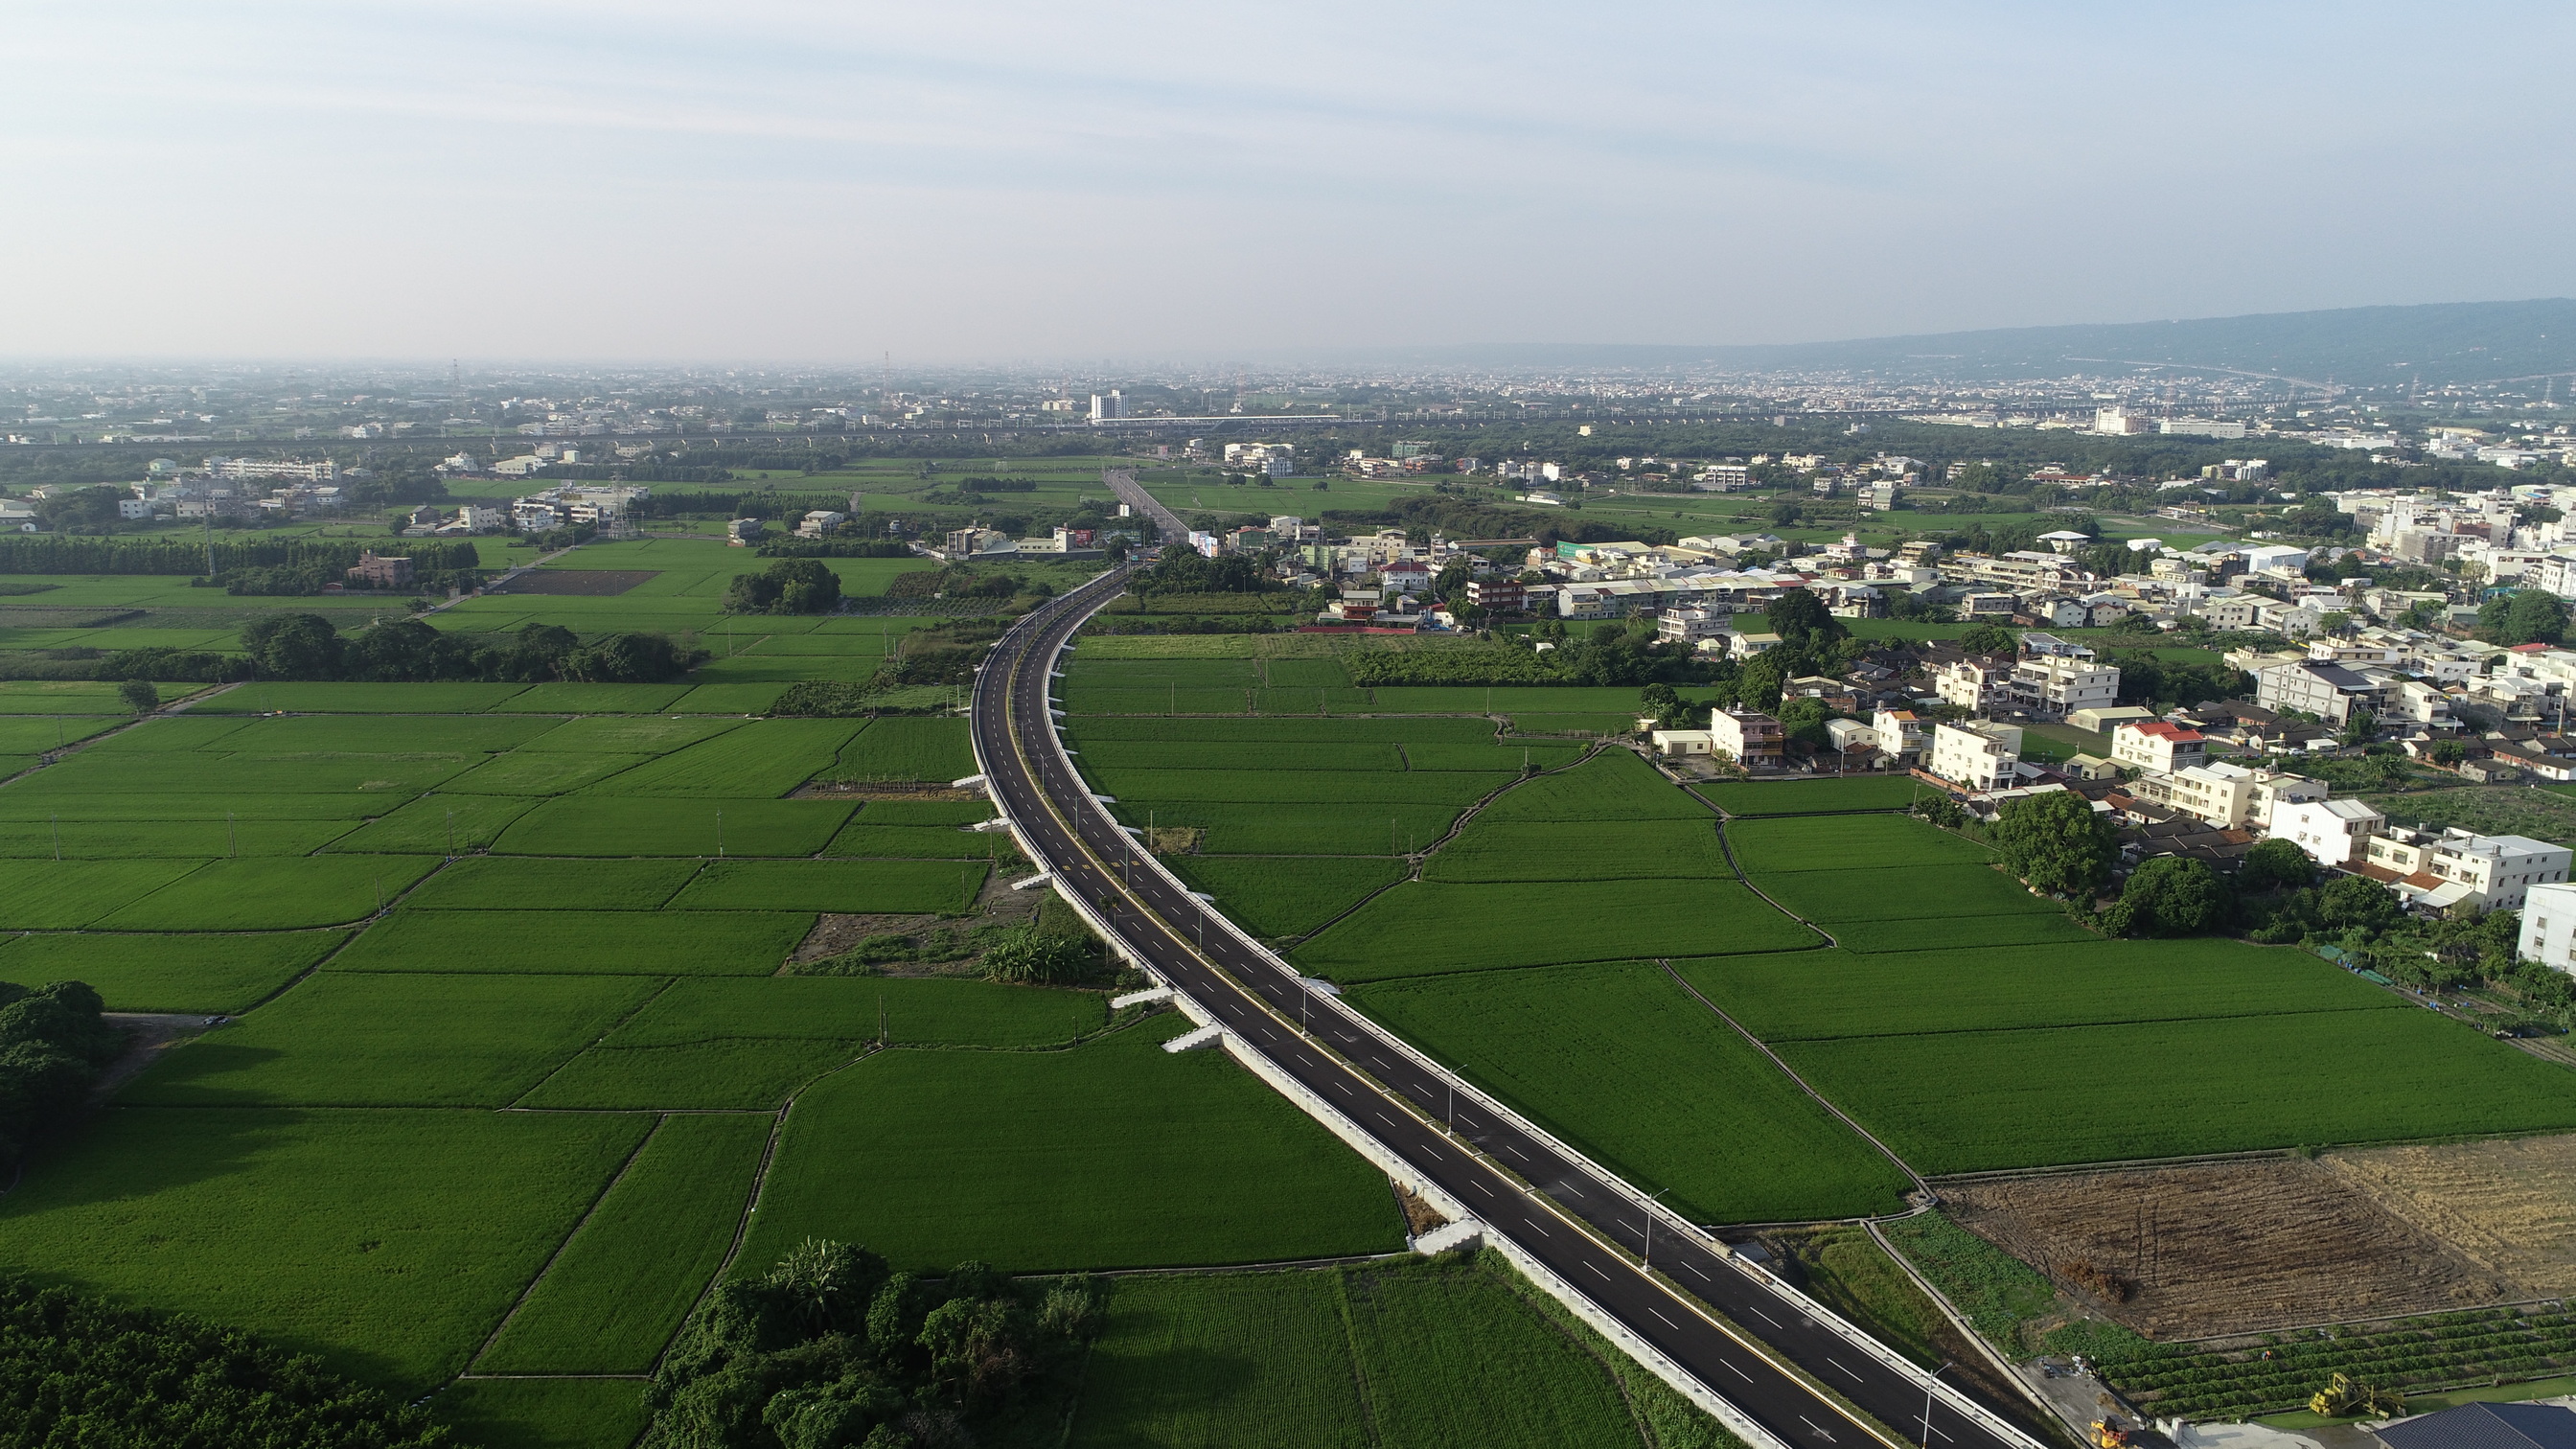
[{"left": 735, "top": 1018, "right": 1407, "bottom": 1273}]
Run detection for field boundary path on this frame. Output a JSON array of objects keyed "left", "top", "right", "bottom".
[
  {"left": 1652, "top": 957, "right": 1930, "bottom": 1206},
  {"left": 974, "top": 569, "right": 2054, "bottom": 1449}
]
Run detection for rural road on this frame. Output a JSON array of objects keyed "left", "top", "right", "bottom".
[{"left": 970, "top": 565, "right": 2054, "bottom": 1449}]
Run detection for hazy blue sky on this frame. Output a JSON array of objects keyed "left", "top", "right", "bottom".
[{"left": 5, "top": 2, "right": 2569, "bottom": 363}]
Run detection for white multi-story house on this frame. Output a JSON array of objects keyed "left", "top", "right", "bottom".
[
  {"left": 1708, "top": 710, "right": 1784, "bottom": 770},
  {"left": 2110, "top": 721, "right": 2207, "bottom": 774},
  {"left": 1872, "top": 708, "right": 1929, "bottom": 761},
  {"left": 2364, "top": 828, "right": 2573, "bottom": 911},
  {"left": 2518, "top": 881, "right": 2576, "bottom": 973},
  {"left": 1934, "top": 657, "right": 2012, "bottom": 715},
  {"left": 2010, "top": 653, "right": 2122, "bottom": 720},
  {"left": 2268, "top": 797, "right": 2385, "bottom": 867},
  {"left": 1657, "top": 607, "right": 1732, "bottom": 647},
  {"left": 1930, "top": 722, "right": 2022, "bottom": 791}
]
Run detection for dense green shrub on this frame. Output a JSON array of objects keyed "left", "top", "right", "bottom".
[
  {"left": 647, "top": 1238, "right": 1106, "bottom": 1449},
  {"left": 0, "top": 1278, "right": 448, "bottom": 1447}
]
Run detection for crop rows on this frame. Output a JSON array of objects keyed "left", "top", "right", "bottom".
[{"left": 2104, "top": 1310, "right": 2576, "bottom": 1418}]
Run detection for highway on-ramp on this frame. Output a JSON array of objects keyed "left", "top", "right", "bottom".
[{"left": 969, "top": 567, "right": 2053, "bottom": 1449}]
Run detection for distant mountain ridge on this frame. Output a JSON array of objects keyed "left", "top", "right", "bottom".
[{"left": 1338, "top": 299, "right": 2576, "bottom": 386}]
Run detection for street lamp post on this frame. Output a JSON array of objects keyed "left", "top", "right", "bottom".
[
  {"left": 1643, "top": 1186, "right": 1672, "bottom": 1269},
  {"left": 1922, "top": 1361, "right": 1955, "bottom": 1449}
]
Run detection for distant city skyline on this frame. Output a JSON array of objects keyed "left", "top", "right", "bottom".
[{"left": 5, "top": 2, "right": 2571, "bottom": 362}]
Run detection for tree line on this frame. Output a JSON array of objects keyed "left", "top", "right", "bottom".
[
  {"left": 0, "top": 536, "right": 479, "bottom": 578},
  {"left": 0, "top": 1277, "right": 448, "bottom": 1446},
  {"left": 102, "top": 617, "right": 702, "bottom": 685}
]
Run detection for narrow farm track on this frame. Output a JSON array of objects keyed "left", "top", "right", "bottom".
[{"left": 973, "top": 568, "right": 2054, "bottom": 1449}]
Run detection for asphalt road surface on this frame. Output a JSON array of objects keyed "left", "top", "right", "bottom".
[{"left": 970, "top": 568, "right": 2049, "bottom": 1449}]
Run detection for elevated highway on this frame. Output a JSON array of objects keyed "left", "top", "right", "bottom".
[{"left": 968, "top": 569, "right": 2055, "bottom": 1449}]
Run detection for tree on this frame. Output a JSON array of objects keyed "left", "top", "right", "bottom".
[
  {"left": 116, "top": 678, "right": 158, "bottom": 714},
  {"left": 2116, "top": 855, "right": 2229, "bottom": 936},
  {"left": 2479, "top": 588, "right": 2570, "bottom": 646},
  {"left": 2430, "top": 740, "right": 2468, "bottom": 765},
  {"left": 2238, "top": 837, "right": 2316, "bottom": 892},
  {"left": 1957, "top": 623, "right": 2016, "bottom": 656},
  {"left": 240, "top": 611, "right": 345, "bottom": 679},
  {"left": 1777, "top": 696, "right": 1832, "bottom": 748},
  {"left": 726, "top": 557, "right": 843, "bottom": 614},
  {"left": 2339, "top": 706, "right": 2378, "bottom": 746},
  {"left": 1764, "top": 589, "right": 1846, "bottom": 648},
  {"left": 2318, "top": 874, "right": 2403, "bottom": 932},
  {"left": 1990, "top": 790, "right": 2118, "bottom": 898},
  {"left": 979, "top": 924, "right": 1092, "bottom": 984}
]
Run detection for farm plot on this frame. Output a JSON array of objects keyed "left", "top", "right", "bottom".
[
  {"left": 0, "top": 815, "right": 354, "bottom": 858},
  {"left": 1071, "top": 1258, "right": 1659, "bottom": 1449},
  {"left": 668, "top": 683, "right": 791, "bottom": 714},
  {"left": 402, "top": 856, "right": 702, "bottom": 910},
  {"left": 0, "top": 859, "right": 219, "bottom": 930},
  {"left": 0, "top": 1107, "right": 651, "bottom": 1389},
  {"left": 586, "top": 718, "right": 861, "bottom": 796},
  {"left": 1403, "top": 740, "right": 1588, "bottom": 771},
  {"left": 1251, "top": 687, "right": 1378, "bottom": 714},
  {"left": 72, "top": 715, "right": 250, "bottom": 751},
  {"left": 0, "top": 719, "right": 120, "bottom": 756},
  {"left": 217, "top": 714, "right": 564, "bottom": 753},
  {"left": 521, "top": 1037, "right": 858, "bottom": 1110},
  {"left": 1075, "top": 740, "right": 1407, "bottom": 773},
  {"left": 1067, "top": 657, "right": 1263, "bottom": 689},
  {"left": 1475, "top": 749, "right": 1706, "bottom": 822},
  {"left": 1673, "top": 940, "right": 2405, "bottom": 1043},
  {"left": 1726, "top": 814, "right": 1993, "bottom": 873},
  {"left": 477, "top": 1114, "right": 772, "bottom": 1375},
  {"left": 440, "top": 750, "right": 651, "bottom": 794},
  {"left": 820, "top": 822, "right": 1000, "bottom": 859},
  {"left": 670, "top": 859, "right": 987, "bottom": 914},
  {"left": 27, "top": 749, "right": 479, "bottom": 797},
  {"left": 1166, "top": 856, "right": 1410, "bottom": 938},
  {"left": 689, "top": 654, "right": 877, "bottom": 684},
  {"left": 329, "top": 908, "right": 813, "bottom": 977},
  {"left": 1424, "top": 818, "right": 1727, "bottom": 884},
  {"left": 1108, "top": 800, "right": 1462, "bottom": 856},
  {"left": 494, "top": 796, "right": 854, "bottom": 857},
  {"left": 192, "top": 682, "right": 533, "bottom": 713},
  {"left": 1368, "top": 686, "right": 1665, "bottom": 715},
  {"left": 96, "top": 854, "right": 442, "bottom": 930},
  {"left": 1080, "top": 767, "right": 1513, "bottom": 806},
  {"left": 0, "top": 930, "right": 350, "bottom": 1014},
  {"left": 1295, "top": 876, "right": 1822, "bottom": 982},
  {"left": 819, "top": 716, "right": 977, "bottom": 784},
  {"left": 0, "top": 789, "right": 390, "bottom": 821},
  {"left": 1347, "top": 962, "right": 1910, "bottom": 1223},
  {"left": 736, "top": 1016, "right": 1407, "bottom": 1274},
  {"left": 1825, "top": 912, "right": 2100, "bottom": 954},
  {"left": 1341, "top": 1260, "right": 1652, "bottom": 1449},
  {"left": 1059, "top": 686, "right": 1250, "bottom": 715},
  {"left": 607, "top": 975, "right": 1108, "bottom": 1048},
  {"left": 1781, "top": 1009, "right": 2576, "bottom": 1175},
  {"left": 322, "top": 794, "right": 537, "bottom": 854},
  {"left": 1068, "top": 715, "right": 1500, "bottom": 746},
  {"left": 1698, "top": 776, "right": 1926, "bottom": 816},
  {"left": 486, "top": 682, "right": 692, "bottom": 714},
  {"left": 0, "top": 680, "right": 136, "bottom": 713},
  {"left": 121, "top": 972, "right": 659, "bottom": 1108},
  {"left": 1750, "top": 862, "right": 2063, "bottom": 925},
  {"left": 514, "top": 715, "right": 742, "bottom": 753},
  {"left": 1508, "top": 712, "right": 1645, "bottom": 735},
  {"left": 430, "top": 1379, "right": 653, "bottom": 1449}
]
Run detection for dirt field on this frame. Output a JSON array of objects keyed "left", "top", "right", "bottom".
[
  {"left": 2328, "top": 1134, "right": 2576, "bottom": 1298},
  {"left": 1944, "top": 1160, "right": 2518, "bottom": 1339}
]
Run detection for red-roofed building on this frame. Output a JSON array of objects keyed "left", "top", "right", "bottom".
[{"left": 2110, "top": 720, "right": 2207, "bottom": 774}]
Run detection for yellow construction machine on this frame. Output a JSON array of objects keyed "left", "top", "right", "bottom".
[{"left": 2309, "top": 1372, "right": 2405, "bottom": 1418}]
